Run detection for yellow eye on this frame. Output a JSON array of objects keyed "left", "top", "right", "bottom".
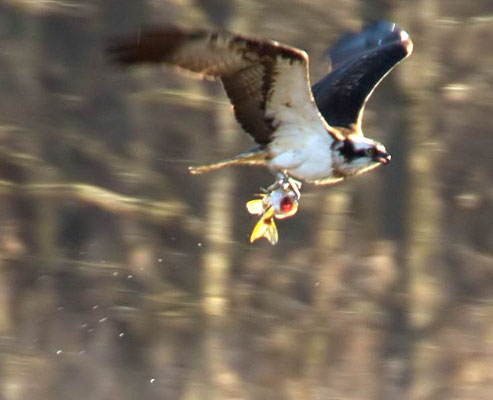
[{"left": 365, "top": 148, "right": 375, "bottom": 157}]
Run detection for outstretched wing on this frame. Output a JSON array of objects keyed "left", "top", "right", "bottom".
[
  {"left": 108, "top": 26, "right": 337, "bottom": 145},
  {"left": 312, "top": 21, "right": 413, "bottom": 134}
]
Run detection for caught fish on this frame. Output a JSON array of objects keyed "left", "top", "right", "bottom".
[{"left": 246, "top": 176, "right": 301, "bottom": 245}]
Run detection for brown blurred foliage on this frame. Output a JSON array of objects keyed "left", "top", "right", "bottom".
[{"left": 0, "top": 0, "right": 492, "bottom": 399}]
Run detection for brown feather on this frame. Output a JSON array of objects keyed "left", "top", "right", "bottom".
[{"left": 108, "top": 26, "right": 309, "bottom": 145}]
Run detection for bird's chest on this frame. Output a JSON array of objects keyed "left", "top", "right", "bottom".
[
  {"left": 269, "top": 124, "right": 336, "bottom": 181},
  {"left": 288, "top": 147, "right": 335, "bottom": 181}
]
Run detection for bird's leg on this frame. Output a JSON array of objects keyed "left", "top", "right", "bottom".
[
  {"left": 286, "top": 176, "right": 301, "bottom": 199},
  {"left": 263, "top": 173, "right": 283, "bottom": 192},
  {"left": 264, "top": 171, "right": 296, "bottom": 192},
  {"left": 274, "top": 171, "right": 302, "bottom": 199}
]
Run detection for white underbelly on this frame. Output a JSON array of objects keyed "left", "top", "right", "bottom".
[
  {"left": 268, "top": 123, "right": 334, "bottom": 181},
  {"left": 287, "top": 157, "right": 333, "bottom": 181}
]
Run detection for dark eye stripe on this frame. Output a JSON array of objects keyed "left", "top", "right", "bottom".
[
  {"left": 339, "top": 141, "right": 365, "bottom": 160},
  {"left": 338, "top": 140, "right": 379, "bottom": 161}
]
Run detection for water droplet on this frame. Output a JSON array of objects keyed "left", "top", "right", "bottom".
[
  {"left": 150, "top": 378, "right": 156, "bottom": 384},
  {"left": 56, "top": 349, "right": 62, "bottom": 355},
  {"left": 119, "top": 332, "right": 125, "bottom": 338},
  {"left": 98, "top": 317, "right": 108, "bottom": 323}
]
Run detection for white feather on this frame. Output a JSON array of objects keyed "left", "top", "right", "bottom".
[{"left": 263, "top": 56, "right": 338, "bottom": 181}]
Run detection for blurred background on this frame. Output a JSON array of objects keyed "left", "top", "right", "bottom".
[{"left": 0, "top": 0, "right": 492, "bottom": 399}]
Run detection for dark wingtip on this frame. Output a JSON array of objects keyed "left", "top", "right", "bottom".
[
  {"left": 106, "top": 30, "right": 168, "bottom": 66},
  {"left": 106, "top": 26, "right": 192, "bottom": 66},
  {"left": 106, "top": 43, "right": 136, "bottom": 66}
]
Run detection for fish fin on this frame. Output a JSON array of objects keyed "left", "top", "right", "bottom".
[
  {"left": 189, "top": 147, "right": 267, "bottom": 174},
  {"left": 246, "top": 199, "right": 265, "bottom": 215}
]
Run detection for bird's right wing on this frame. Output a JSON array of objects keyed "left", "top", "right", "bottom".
[
  {"left": 312, "top": 21, "right": 413, "bottom": 134},
  {"left": 108, "top": 26, "right": 338, "bottom": 145}
]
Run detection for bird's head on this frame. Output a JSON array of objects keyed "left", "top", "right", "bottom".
[{"left": 332, "top": 135, "right": 391, "bottom": 177}]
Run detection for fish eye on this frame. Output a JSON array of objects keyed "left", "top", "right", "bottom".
[{"left": 365, "top": 147, "right": 375, "bottom": 157}]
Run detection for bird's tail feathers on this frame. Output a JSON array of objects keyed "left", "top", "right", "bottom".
[{"left": 188, "top": 147, "right": 268, "bottom": 175}]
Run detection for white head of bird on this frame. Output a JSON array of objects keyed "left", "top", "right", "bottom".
[{"left": 332, "top": 134, "right": 391, "bottom": 177}]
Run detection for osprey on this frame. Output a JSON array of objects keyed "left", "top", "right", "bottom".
[{"left": 108, "top": 22, "right": 412, "bottom": 185}]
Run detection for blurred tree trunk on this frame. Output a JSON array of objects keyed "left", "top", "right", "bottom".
[
  {"left": 199, "top": 5, "right": 250, "bottom": 399},
  {"left": 359, "top": 1, "right": 413, "bottom": 398},
  {"left": 308, "top": 189, "right": 350, "bottom": 398},
  {"left": 397, "top": 2, "right": 444, "bottom": 400},
  {"left": 360, "top": 1, "right": 443, "bottom": 399}
]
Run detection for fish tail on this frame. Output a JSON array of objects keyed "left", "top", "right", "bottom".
[
  {"left": 264, "top": 218, "right": 278, "bottom": 245},
  {"left": 249, "top": 207, "right": 278, "bottom": 245}
]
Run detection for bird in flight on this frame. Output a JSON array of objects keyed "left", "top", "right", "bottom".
[{"left": 108, "top": 22, "right": 413, "bottom": 186}]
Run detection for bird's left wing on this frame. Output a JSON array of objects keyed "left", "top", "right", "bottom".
[
  {"left": 108, "top": 26, "right": 339, "bottom": 145},
  {"left": 312, "top": 21, "right": 413, "bottom": 134}
]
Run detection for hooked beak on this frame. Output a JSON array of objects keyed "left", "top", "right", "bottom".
[{"left": 375, "top": 152, "right": 391, "bottom": 165}]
